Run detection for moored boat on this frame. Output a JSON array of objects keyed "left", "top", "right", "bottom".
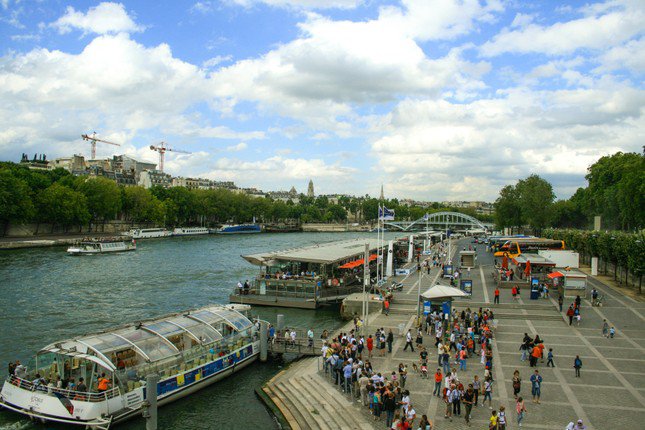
[
  {"left": 67, "top": 239, "right": 136, "bottom": 255},
  {"left": 125, "top": 228, "right": 171, "bottom": 239},
  {"left": 171, "top": 227, "right": 209, "bottom": 236},
  {"left": 0, "top": 304, "right": 259, "bottom": 427},
  {"left": 215, "top": 224, "right": 261, "bottom": 234}
]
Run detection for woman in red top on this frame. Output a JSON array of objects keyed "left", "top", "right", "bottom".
[{"left": 367, "top": 335, "right": 374, "bottom": 359}]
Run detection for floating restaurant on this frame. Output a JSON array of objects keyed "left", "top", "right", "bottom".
[{"left": 230, "top": 238, "right": 405, "bottom": 309}]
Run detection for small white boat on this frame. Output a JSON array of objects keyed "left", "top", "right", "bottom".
[
  {"left": 172, "top": 227, "right": 209, "bottom": 236},
  {"left": 0, "top": 305, "right": 260, "bottom": 428},
  {"left": 126, "top": 228, "right": 170, "bottom": 239},
  {"left": 67, "top": 240, "right": 136, "bottom": 255}
]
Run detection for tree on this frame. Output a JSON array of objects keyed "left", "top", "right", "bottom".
[
  {"left": 516, "top": 174, "right": 555, "bottom": 232},
  {"left": 123, "top": 186, "right": 165, "bottom": 223},
  {"left": 549, "top": 200, "right": 586, "bottom": 229},
  {"left": 0, "top": 170, "right": 35, "bottom": 234},
  {"left": 494, "top": 185, "right": 522, "bottom": 230},
  {"left": 77, "top": 177, "right": 122, "bottom": 224},
  {"left": 36, "top": 184, "right": 90, "bottom": 230}
]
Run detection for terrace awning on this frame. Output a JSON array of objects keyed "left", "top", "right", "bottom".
[
  {"left": 547, "top": 271, "right": 565, "bottom": 279},
  {"left": 338, "top": 254, "right": 377, "bottom": 269}
]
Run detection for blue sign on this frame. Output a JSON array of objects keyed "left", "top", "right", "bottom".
[
  {"left": 443, "top": 265, "right": 454, "bottom": 278},
  {"left": 460, "top": 279, "right": 473, "bottom": 295},
  {"left": 441, "top": 301, "right": 451, "bottom": 315},
  {"left": 423, "top": 301, "right": 432, "bottom": 315}
]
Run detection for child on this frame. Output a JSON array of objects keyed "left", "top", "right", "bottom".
[
  {"left": 609, "top": 327, "right": 615, "bottom": 338},
  {"left": 575, "top": 313, "right": 581, "bottom": 326},
  {"left": 420, "top": 363, "right": 428, "bottom": 378},
  {"left": 546, "top": 348, "right": 555, "bottom": 367},
  {"left": 498, "top": 405, "right": 507, "bottom": 430}
]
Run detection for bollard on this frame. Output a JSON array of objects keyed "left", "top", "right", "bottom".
[
  {"left": 260, "top": 320, "right": 268, "bottom": 362},
  {"left": 276, "top": 314, "right": 284, "bottom": 332},
  {"left": 143, "top": 373, "right": 159, "bottom": 430}
]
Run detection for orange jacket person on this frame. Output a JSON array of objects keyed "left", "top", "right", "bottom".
[{"left": 97, "top": 373, "right": 111, "bottom": 392}]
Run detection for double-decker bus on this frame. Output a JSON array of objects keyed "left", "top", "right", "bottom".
[{"left": 494, "top": 238, "right": 565, "bottom": 258}]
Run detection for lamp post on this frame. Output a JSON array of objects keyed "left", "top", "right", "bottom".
[
  {"left": 416, "top": 257, "right": 422, "bottom": 323},
  {"left": 362, "top": 242, "right": 369, "bottom": 336}
]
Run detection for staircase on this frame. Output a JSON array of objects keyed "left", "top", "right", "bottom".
[{"left": 261, "top": 358, "right": 377, "bottom": 430}]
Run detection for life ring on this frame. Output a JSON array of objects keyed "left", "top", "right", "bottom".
[{"left": 332, "top": 278, "right": 339, "bottom": 287}]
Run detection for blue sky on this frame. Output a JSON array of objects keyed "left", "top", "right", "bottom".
[{"left": 1, "top": 0, "right": 643, "bottom": 201}]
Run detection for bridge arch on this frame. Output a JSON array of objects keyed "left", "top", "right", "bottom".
[{"left": 384, "top": 211, "right": 489, "bottom": 232}]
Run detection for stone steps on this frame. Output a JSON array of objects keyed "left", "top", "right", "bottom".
[
  {"left": 291, "top": 377, "right": 347, "bottom": 430},
  {"left": 304, "top": 374, "right": 376, "bottom": 430},
  {"left": 271, "top": 381, "right": 313, "bottom": 429},
  {"left": 278, "top": 380, "right": 328, "bottom": 429},
  {"left": 262, "top": 382, "right": 304, "bottom": 430}
]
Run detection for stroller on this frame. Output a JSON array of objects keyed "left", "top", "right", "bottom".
[{"left": 592, "top": 294, "right": 604, "bottom": 307}]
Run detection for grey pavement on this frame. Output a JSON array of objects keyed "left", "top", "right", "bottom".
[{"left": 359, "top": 238, "right": 645, "bottom": 430}]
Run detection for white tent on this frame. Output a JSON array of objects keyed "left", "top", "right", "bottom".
[{"left": 421, "top": 285, "right": 470, "bottom": 299}]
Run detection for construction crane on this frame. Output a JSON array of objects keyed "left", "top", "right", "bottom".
[
  {"left": 81, "top": 132, "right": 121, "bottom": 159},
  {"left": 149, "top": 142, "right": 191, "bottom": 172}
]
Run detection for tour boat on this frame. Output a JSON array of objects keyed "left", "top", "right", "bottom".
[
  {"left": 171, "top": 227, "right": 209, "bottom": 236},
  {"left": 0, "top": 305, "right": 259, "bottom": 428},
  {"left": 215, "top": 224, "right": 261, "bottom": 234},
  {"left": 125, "top": 228, "right": 170, "bottom": 239},
  {"left": 67, "top": 239, "right": 136, "bottom": 255}
]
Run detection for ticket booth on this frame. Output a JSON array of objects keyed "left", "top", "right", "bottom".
[{"left": 459, "top": 250, "right": 476, "bottom": 269}]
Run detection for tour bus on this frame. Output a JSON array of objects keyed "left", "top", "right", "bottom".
[{"left": 494, "top": 238, "right": 565, "bottom": 258}]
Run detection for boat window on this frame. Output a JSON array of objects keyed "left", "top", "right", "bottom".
[
  {"left": 115, "top": 327, "right": 178, "bottom": 362},
  {"left": 209, "top": 308, "right": 253, "bottom": 331},
  {"left": 167, "top": 315, "right": 223, "bottom": 344},
  {"left": 83, "top": 333, "right": 132, "bottom": 355}
]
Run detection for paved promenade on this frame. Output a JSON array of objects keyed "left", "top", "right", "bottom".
[{"left": 263, "top": 239, "right": 645, "bottom": 429}]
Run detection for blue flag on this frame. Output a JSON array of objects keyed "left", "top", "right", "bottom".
[{"left": 378, "top": 206, "right": 395, "bottom": 221}]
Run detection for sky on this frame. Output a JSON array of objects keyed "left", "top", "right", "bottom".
[{"left": 0, "top": 0, "right": 643, "bottom": 201}]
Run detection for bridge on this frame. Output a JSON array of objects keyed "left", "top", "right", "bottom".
[{"left": 384, "top": 211, "right": 491, "bottom": 232}]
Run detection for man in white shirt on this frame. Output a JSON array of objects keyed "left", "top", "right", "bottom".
[
  {"left": 404, "top": 329, "right": 415, "bottom": 352},
  {"left": 406, "top": 403, "right": 417, "bottom": 426}
]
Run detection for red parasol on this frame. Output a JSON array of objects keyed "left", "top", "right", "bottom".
[{"left": 524, "top": 260, "right": 531, "bottom": 276}]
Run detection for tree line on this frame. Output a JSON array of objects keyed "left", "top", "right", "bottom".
[
  {"left": 543, "top": 228, "right": 644, "bottom": 293},
  {"left": 494, "top": 151, "right": 644, "bottom": 232},
  {"left": 0, "top": 161, "right": 493, "bottom": 234}
]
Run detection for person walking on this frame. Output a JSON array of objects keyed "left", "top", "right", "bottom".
[
  {"left": 498, "top": 405, "right": 507, "bottom": 430},
  {"left": 366, "top": 335, "right": 374, "bottom": 359},
  {"left": 566, "top": 305, "right": 575, "bottom": 325},
  {"left": 387, "top": 329, "right": 394, "bottom": 353},
  {"left": 516, "top": 396, "right": 527, "bottom": 427},
  {"left": 384, "top": 298, "right": 390, "bottom": 316},
  {"left": 472, "top": 375, "right": 481, "bottom": 407},
  {"left": 602, "top": 319, "right": 609, "bottom": 338},
  {"left": 403, "top": 329, "right": 415, "bottom": 352},
  {"left": 489, "top": 410, "right": 499, "bottom": 430},
  {"left": 494, "top": 288, "right": 500, "bottom": 304},
  {"left": 512, "top": 370, "right": 521, "bottom": 398},
  {"left": 546, "top": 348, "right": 555, "bottom": 367},
  {"left": 433, "top": 369, "right": 443, "bottom": 396},
  {"left": 530, "top": 370, "right": 542, "bottom": 403},
  {"left": 558, "top": 295, "right": 563, "bottom": 312},
  {"left": 463, "top": 384, "right": 475, "bottom": 426},
  {"left": 573, "top": 355, "right": 582, "bottom": 377},
  {"left": 483, "top": 376, "right": 493, "bottom": 409}
]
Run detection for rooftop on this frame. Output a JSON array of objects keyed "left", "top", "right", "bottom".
[{"left": 242, "top": 238, "right": 389, "bottom": 266}]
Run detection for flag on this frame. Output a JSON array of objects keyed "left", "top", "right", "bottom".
[
  {"left": 53, "top": 392, "right": 74, "bottom": 415},
  {"left": 378, "top": 206, "right": 395, "bottom": 221}
]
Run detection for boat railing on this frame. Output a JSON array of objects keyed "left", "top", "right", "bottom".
[{"left": 6, "top": 375, "right": 121, "bottom": 402}]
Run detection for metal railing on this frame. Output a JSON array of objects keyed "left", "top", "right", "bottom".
[{"left": 6, "top": 375, "right": 120, "bottom": 402}]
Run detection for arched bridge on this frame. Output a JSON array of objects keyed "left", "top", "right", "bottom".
[{"left": 384, "top": 211, "right": 490, "bottom": 232}]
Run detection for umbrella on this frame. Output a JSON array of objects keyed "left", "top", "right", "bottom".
[
  {"left": 421, "top": 285, "right": 470, "bottom": 299},
  {"left": 501, "top": 254, "right": 509, "bottom": 269},
  {"left": 547, "top": 271, "right": 564, "bottom": 279}
]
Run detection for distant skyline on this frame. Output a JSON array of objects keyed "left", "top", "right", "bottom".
[{"left": 1, "top": 1, "right": 643, "bottom": 201}]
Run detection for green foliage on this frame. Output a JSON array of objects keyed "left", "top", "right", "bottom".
[
  {"left": 77, "top": 177, "right": 122, "bottom": 222},
  {"left": 494, "top": 185, "right": 522, "bottom": 229},
  {"left": 36, "top": 184, "right": 90, "bottom": 227},
  {"left": 0, "top": 170, "right": 35, "bottom": 226},
  {"left": 123, "top": 186, "right": 164, "bottom": 223}
]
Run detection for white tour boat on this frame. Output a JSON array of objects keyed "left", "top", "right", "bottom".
[
  {"left": 171, "top": 227, "right": 209, "bottom": 236},
  {"left": 125, "top": 228, "right": 170, "bottom": 239},
  {"left": 0, "top": 305, "right": 259, "bottom": 428},
  {"left": 67, "top": 239, "right": 136, "bottom": 255}
]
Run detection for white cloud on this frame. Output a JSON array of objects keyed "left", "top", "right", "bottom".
[
  {"left": 51, "top": 2, "right": 144, "bottom": 35},
  {"left": 0, "top": 33, "right": 263, "bottom": 161},
  {"left": 202, "top": 55, "right": 232, "bottom": 68},
  {"left": 221, "top": 0, "right": 363, "bottom": 10},
  {"left": 226, "top": 142, "right": 248, "bottom": 151},
  {"left": 370, "top": 84, "right": 644, "bottom": 200},
  {"left": 480, "top": 1, "right": 644, "bottom": 56},
  {"left": 594, "top": 38, "right": 645, "bottom": 74}
]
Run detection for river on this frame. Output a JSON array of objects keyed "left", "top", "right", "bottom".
[{"left": 0, "top": 231, "right": 396, "bottom": 429}]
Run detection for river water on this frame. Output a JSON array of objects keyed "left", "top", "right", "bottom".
[{"left": 0, "top": 231, "right": 399, "bottom": 429}]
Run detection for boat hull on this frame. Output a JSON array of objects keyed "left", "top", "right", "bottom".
[{"left": 216, "top": 224, "right": 261, "bottom": 234}]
